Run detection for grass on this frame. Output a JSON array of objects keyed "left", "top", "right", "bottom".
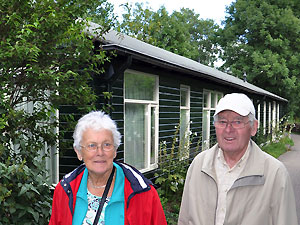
[{"left": 261, "top": 134, "right": 294, "bottom": 158}]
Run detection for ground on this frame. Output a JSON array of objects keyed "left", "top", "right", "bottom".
[{"left": 278, "top": 133, "right": 300, "bottom": 225}]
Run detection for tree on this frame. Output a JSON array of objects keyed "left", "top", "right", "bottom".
[
  {"left": 84, "top": 0, "right": 116, "bottom": 32},
  {"left": 218, "top": 0, "right": 300, "bottom": 116},
  {"left": 117, "top": 3, "right": 220, "bottom": 67},
  {"left": 0, "top": 0, "right": 113, "bottom": 223}
]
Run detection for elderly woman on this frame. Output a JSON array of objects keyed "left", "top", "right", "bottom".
[{"left": 49, "top": 111, "right": 167, "bottom": 225}]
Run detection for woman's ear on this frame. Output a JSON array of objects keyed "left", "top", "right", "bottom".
[{"left": 74, "top": 147, "right": 83, "bottom": 161}]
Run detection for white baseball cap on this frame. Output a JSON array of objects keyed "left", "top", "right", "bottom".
[{"left": 214, "top": 93, "right": 255, "bottom": 116}]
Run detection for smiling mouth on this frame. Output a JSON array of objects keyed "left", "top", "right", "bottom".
[
  {"left": 225, "top": 137, "right": 234, "bottom": 141},
  {"left": 94, "top": 160, "right": 106, "bottom": 163}
]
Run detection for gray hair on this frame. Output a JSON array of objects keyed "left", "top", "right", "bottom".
[
  {"left": 213, "top": 113, "right": 257, "bottom": 127},
  {"left": 73, "top": 111, "right": 121, "bottom": 151}
]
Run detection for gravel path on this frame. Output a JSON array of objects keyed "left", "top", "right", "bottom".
[{"left": 278, "top": 133, "right": 300, "bottom": 225}]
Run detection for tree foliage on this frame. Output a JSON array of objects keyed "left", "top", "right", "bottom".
[
  {"left": 117, "top": 3, "right": 220, "bottom": 67},
  {"left": 218, "top": 0, "right": 300, "bottom": 116},
  {"left": 0, "top": 0, "right": 113, "bottom": 223}
]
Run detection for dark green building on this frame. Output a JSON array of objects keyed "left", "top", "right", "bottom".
[{"left": 52, "top": 23, "right": 287, "bottom": 184}]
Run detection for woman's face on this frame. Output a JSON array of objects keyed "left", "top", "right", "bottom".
[{"left": 75, "top": 128, "right": 116, "bottom": 177}]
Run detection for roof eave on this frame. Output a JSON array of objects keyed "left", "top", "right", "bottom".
[{"left": 103, "top": 44, "right": 288, "bottom": 102}]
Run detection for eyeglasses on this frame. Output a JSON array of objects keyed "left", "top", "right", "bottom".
[
  {"left": 214, "top": 120, "right": 251, "bottom": 129},
  {"left": 80, "top": 142, "right": 115, "bottom": 152}
]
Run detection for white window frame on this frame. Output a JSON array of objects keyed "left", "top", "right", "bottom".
[
  {"left": 271, "top": 101, "right": 277, "bottom": 140},
  {"left": 179, "top": 85, "right": 190, "bottom": 159},
  {"left": 263, "top": 101, "right": 267, "bottom": 135},
  {"left": 202, "top": 90, "right": 223, "bottom": 150},
  {"left": 257, "top": 103, "right": 261, "bottom": 129},
  {"left": 48, "top": 109, "right": 59, "bottom": 185},
  {"left": 124, "top": 70, "right": 159, "bottom": 173},
  {"left": 272, "top": 101, "right": 277, "bottom": 130},
  {"left": 277, "top": 103, "right": 280, "bottom": 130},
  {"left": 268, "top": 102, "right": 272, "bottom": 134}
]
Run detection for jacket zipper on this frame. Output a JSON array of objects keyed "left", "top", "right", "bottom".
[{"left": 202, "top": 170, "right": 218, "bottom": 225}]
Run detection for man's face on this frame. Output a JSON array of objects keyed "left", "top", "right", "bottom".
[{"left": 215, "top": 110, "right": 258, "bottom": 155}]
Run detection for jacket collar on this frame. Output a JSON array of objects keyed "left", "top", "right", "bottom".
[
  {"left": 76, "top": 163, "right": 125, "bottom": 204},
  {"left": 239, "top": 140, "right": 265, "bottom": 177},
  {"left": 72, "top": 163, "right": 125, "bottom": 225},
  {"left": 60, "top": 164, "right": 86, "bottom": 216},
  {"left": 116, "top": 162, "right": 152, "bottom": 193}
]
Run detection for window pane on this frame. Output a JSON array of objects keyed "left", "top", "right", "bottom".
[
  {"left": 180, "top": 88, "right": 188, "bottom": 107},
  {"left": 203, "top": 92, "right": 209, "bottom": 108},
  {"left": 202, "top": 110, "right": 209, "bottom": 147},
  {"left": 211, "top": 93, "right": 216, "bottom": 108},
  {"left": 180, "top": 109, "right": 188, "bottom": 146},
  {"left": 125, "top": 103, "right": 145, "bottom": 170},
  {"left": 125, "top": 72, "right": 156, "bottom": 101}
]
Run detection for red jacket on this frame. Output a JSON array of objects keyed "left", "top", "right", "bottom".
[{"left": 49, "top": 162, "right": 167, "bottom": 225}]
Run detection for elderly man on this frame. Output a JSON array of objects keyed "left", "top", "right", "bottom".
[{"left": 178, "top": 93, "right": 298, "bottom": 225}]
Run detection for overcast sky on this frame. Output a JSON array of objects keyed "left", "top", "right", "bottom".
[{"left": 108, "top": 0, "right": 234, "bottom": 25}]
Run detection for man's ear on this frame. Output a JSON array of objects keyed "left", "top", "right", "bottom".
[{"left": 251, "top": 120, "right": 259, "bottom": 137}]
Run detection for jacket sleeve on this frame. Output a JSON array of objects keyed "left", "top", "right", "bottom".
[
  {"left": 177, "top": 164, "right": 192, "bottom": 225},
  {"left": 48, "top": 183, "right": 72, "bottom": 225},
  {"left": 272, "top": 167, "right": 298, "bottom": 225},
  {"left": 149, "top": 186, "right": 168, "bottom": 225}
]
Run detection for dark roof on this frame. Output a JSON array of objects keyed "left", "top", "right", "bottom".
[{"left": 86, "top": 22, "right": 287, "bottom": 102}]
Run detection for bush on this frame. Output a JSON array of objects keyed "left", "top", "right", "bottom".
[
  {"left": 155, "top": 124, "right": 201, "bottom": 224},
  {"left": 0, "top": 0, "right": 114, "bottom": 223},
  {"left": 0, "top": 159, "right": 52, "bottom": 224}
]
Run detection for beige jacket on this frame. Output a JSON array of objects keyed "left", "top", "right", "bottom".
[{"left": 178, "top": 140, "right": 298, "bottom": 225}]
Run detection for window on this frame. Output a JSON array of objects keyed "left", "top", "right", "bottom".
[
  {"left": 179, "top": 85, "right": 190, "bottom": 159},
  {"left": 202, "top": 90, "right": 223, "bottom": 150},
  {"left": 124, "top": 70, "right": 159, "bottom": 172},
  {"left": 16, "top": 98, "right": 59, "bottom": 185}
]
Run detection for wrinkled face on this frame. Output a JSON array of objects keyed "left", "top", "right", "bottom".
[
  {"left": 75, "top": 128, "right": 116, "bottom": 176},
  {"left": 215, "top": 110, "right": 258, "bottom": 155}
]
